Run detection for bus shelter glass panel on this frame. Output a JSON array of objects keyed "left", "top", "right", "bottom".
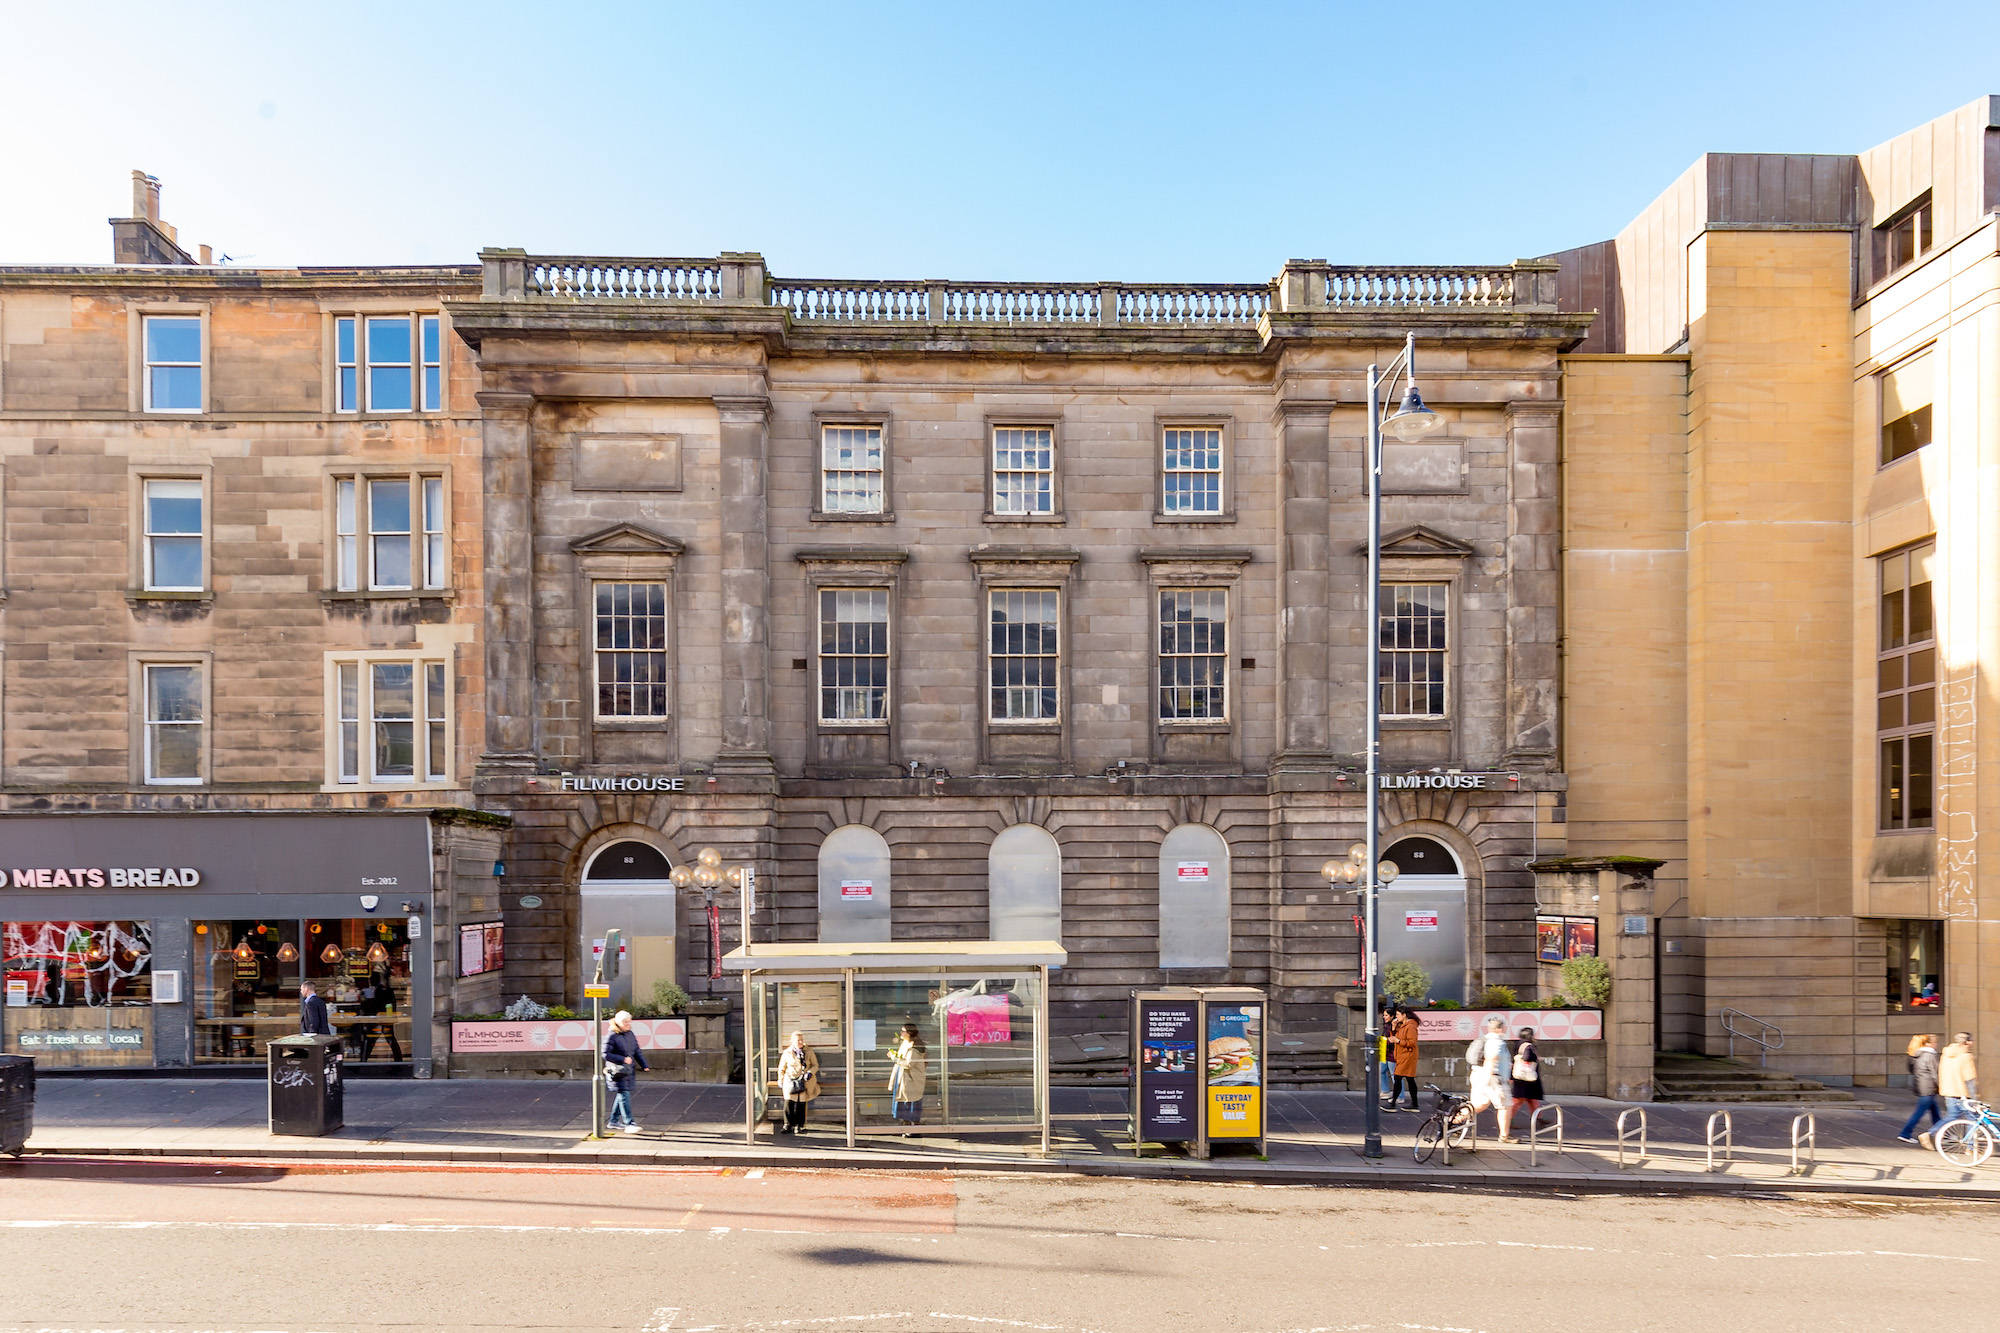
[
  {"left": 753, "top": 976, "right": 849, "bottom": 1131},
  {"left": 853, "top": 972, "right": 1041, "bottom": 1130}
]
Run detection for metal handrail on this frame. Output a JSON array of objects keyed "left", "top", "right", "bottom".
[
  {"left": 1720, "top": 1008, "right": 1784, "bottom": 1066},
  {"left": 1529, "top": 1104, "right": 1564, "bottom": 1166},
  {"left": 1791, "top": 1113, "right": 1816, "bottom": 1175},
  {"left": 1706, "top": 1111, "right": 1733, "bottom": 1172},
  {"left": 1616, "top": 1107, "right": 1648, "bottom": 1168}
]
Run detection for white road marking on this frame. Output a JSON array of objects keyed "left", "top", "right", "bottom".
[
  {"left": 641, "top": 1308, "right": 681, "bottom": 1332},
  {"left": 746, "top": 1168, "right": 766, "bottom": 1179}
]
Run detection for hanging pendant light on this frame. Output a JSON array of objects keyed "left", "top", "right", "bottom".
[
  {"left": 234, "top": 938, "right": 256, "bottom": 963},
  {"left": 85, "top": 936, "right": 108, "bottom": 962},
  {"left": 309, "top": 922, "right": 322, "bottom": 935},
  {"left": 321, "top": 942, "right": 344, "bottom": 965},
  {"left": 256, "top": 923, "right": 268, "bottom": 936},
  {"left": 366, "top": 942, "right": 390, "bottom": 964},
  {"left": 276, "top": 941, "right": 299, "bottom": 963}
]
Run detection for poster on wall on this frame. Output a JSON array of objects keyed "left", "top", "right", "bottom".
[
  {"left": 1176, "top": 861, "right": 1211, "bottom": 882},
  {"left": 779, "top": 980, "right": 844, "bottom": 1047},
  {"left": 1403, "top": 910, "right": 1439, "bottom": 932},
  {"left": 1536, "top": 917, "right": 1566, "bottom": 963},
  {"left": 484, "top": 922, "right": 504, "bottom": 973},
  {"left": 1565, "top": 919, "right": 1598, "bottom": 960},
  {"left": 1205, "top": 1003, "right": 1263, "bottom": 1139},
  {"left": 839, "top": 880, "right": 874, "bottom": 900},
  {"left": 1136, "top": 999, "right": 1200, "bottom": 1141},
  {"left": 943, "top": 992, "right": 1011, "bottom": 1046}
]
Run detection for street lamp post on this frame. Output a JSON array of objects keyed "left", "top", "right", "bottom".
[
  {"left": 1355, "top": 331, "right": 1441, "bottom": 1158},
  {"left": 672, "top": 847, "right": 755, "bottom": 981}
]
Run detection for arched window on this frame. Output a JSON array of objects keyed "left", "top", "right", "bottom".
[
  {"left": 578, "top": 839, "right": 676, "bottom": 1012},
  {"left": 1379, "top": 833, "right": 1469, "bottom": 1005},
  {"left": 817, "top": 824, "right": 891, "bottom": 943},
  {"left": 1158, "top": 824, "right": 1230, "bottom": 968},
  {"left": 988, "top": 825, "right": 1061, "bottom": 941}
]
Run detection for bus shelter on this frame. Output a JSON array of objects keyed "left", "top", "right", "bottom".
[{"left": 723, "top": 940, "right": 1065, "bottom": 1152}]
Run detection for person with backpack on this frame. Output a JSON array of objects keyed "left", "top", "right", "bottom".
[
  {"left": 1505, "top": 1025, "right": 1545, "bottom": 1143},
  {"left": 1898, "top": 1033, "right": 1942, "bottom": 1148},
  {"left": 1465, "top": 1016, "right": 1512, "bottom": 1142},
  {"left": 601, "top": 1010, "right": 647, "bottom": 1134}
]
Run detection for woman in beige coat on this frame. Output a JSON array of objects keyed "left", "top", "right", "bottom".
[
  {"left": 776, "top": 1031, "right": 821, "bottom": 1136},
  {"left": 888, "top": 1023, "right": 929, "bottom": 1128}
]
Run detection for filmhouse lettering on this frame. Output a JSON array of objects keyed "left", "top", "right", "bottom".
[
  {"left": 558, "top": 775, "right": 685, "bottom": 793},
  {"left": 8, "top": 867, "right": 201, "bottom": 888},
  {"left": 1379, "top": 773, "right": 1495, "bottom": 790}
]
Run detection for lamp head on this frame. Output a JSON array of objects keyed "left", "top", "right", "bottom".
[
  {"left": 1348, "top": 842, "right": 1369, "bottom": 865},
  {"left": 1384, "top": 384, "right": 1444, "bottom": 442},
  {"left": 1377, "top": 861, "right": 1401, "bottom": 884}
]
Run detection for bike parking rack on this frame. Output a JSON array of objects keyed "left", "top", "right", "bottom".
[
  {"left": 1790, "top": 1112, "right": 1816, "bottom": 1175},
  {"left": 1705, "top": 1110, "right": 1733, "bottom": 1172},
  {"left": 1440, "top": 1103, "right": 1477, "bottom": 1167},
  {"left": 1616, "top": 1107, "right": 1648, "bottom": 1168},
  {"left": 1529, "top": 1104, "right": 1564, "bottom": 1167}
]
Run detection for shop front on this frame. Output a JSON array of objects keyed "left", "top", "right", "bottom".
[{"left": 1, "top": 813, "right": 434, "bottom": 1073}]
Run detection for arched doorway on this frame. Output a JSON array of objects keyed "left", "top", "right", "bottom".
[
  {"left": 580, "top": 839, "right": 677, "bottom": 1012},
  {"left": 988, "top": 825, "right": 1061, "bottom": 942},
  {"left": 1379, "top": 835, "right": 1469, "bottom": 1005}
]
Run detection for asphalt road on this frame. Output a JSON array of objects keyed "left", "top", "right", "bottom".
[{"left": 3, "top": 1158, "right": 1996, "bottom": 1333}]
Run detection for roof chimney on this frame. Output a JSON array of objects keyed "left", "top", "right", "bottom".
[{"left": 111, "top": 170, "right": 194, "bottom": 265}]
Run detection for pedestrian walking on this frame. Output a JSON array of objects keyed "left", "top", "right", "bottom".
[
  {"left": 888, "top": 1023, "right": 928, "bottom": 1129},
  {"left": 777, "top": 1031, "right": 821, "bottom": 1136},
  {"left": 1387, "top": 1007, "right": 1421, "bottom": 1110},
  {"left": 1899, "top": 1033, "right": 1943, "bottom": 1147},
  {"left": 1505, "top": 1025, "right": 1545, "bottom": 1140},
  {"left": 1465, "top": 1016, "right": 1513, "bottom": 1142},
  {"left": 1376, "top": 1002, "right": 1400, "bottom": 1108},
  {"left": 601, "top": 1010, "right": 647, "bottom": 1134},
  {"left": 1940, "top": 1032, "right": 1979, "bottom": 1121},
  {"left": 298, "top": 980, "right": 333, "bottom": 1036}
]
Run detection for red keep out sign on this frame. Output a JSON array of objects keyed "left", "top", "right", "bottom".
[
  {"left": 1176, "top": 861, "right": 1210, "bottom": 881},
  {"left": 839, "top": 880, "right": 874, "bottom": 899},
  {"left": 1404, "top": 911, "right": 1439, "bottom": 931}
]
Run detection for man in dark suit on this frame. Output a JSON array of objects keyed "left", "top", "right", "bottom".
[{"left": 299, "top": 980, "right": 333, "bottom": 1036}]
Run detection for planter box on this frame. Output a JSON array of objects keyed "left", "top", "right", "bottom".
[
  {"left": 442, "top": 1013, "right": 731, "bottom": 1083},
  {"left": 0, "top": 1054, "right": 34, "bottom": 1156},
  {"left": 1415, "top": 1009, "right": 1602, "bottom": 1041}
]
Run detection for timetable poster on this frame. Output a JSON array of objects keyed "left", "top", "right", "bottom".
[
  {"left": 1205, "top": 1003, "right": 1263, "bottom": 1139},
  {"left": 779, "top": 981, "right": 844, "bottom": 1048},
  {"left": 1136, "top": 1000, "right": 1200, "bottom": 1141}
]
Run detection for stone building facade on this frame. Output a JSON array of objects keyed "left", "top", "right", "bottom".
[{"left": 454, "top": 253, "right": 1584, "bottom": 1034}]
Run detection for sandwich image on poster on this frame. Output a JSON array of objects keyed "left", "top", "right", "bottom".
[{"left": 1205, "top": 1003, "right": 1263, "bottom": 1139}]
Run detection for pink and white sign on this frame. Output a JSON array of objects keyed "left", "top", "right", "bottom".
[
  {"left": 451, "top": 1017, "right": 687, "bottom": 1053},
  {"left": 944, "top": 993, "right": 1012, "bottom": 1046},
  {"left": 1176, "top": 861, "right": 1210, "bottom": 881},
  {"left": 1414, "top": 1009, "right": 1601, "bottom": 1041},
  {"left": 1403, "top": 912, "right": 1439, "bottom": 932},
  {"left": 839, "top": 880, "right": 874, "bottom": 899}
]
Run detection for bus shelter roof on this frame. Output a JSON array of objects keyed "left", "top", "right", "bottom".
[{"left": 722, "top": 940, "right": 1066, "bottom": 972}]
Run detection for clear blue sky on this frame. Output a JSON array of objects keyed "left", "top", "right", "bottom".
[{"left": 3, "top": 1, "right": 1996, "bottom": 280}]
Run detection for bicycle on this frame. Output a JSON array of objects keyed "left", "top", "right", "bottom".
[
  {"left": 1934, "top": 1099, "right": 1999, "bottom": 1168},
  {"left": 1412, "top": 1083, "right": 1474, "bottom": 1163}
]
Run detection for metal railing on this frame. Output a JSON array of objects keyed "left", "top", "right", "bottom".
[
  {"left": 1790, "top": 1112, "right": 1816, "bottom": 1175},
  {"left": 1705, "top": 1111, "right": 1733, "bottom": 1172},
  {"left": 1616, "top": 1107, "right": 1648, "bottom": 1168},
  {"left": 1529, "top": 1104, "right": 1564, "bottom": 1167},
  {"left": 1720, "top": 1008, "right": 1785, "bottom": 1066}
]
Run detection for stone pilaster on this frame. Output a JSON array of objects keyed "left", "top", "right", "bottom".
[
  {"left": 1272, "top": 400, "right": 1335, "bottom": 770},
  {"left": 1503, "top": 401, "right": 1561, "bottom": 768},
  {"left": 713, "top": 396, "right": 775, "bottom": 773},
  {"left": 476, "top": 390, "right": 538, "bottom": 774}
]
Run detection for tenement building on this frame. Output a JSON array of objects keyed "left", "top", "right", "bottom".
[
  {"left": 0, "top": 175, "right": 503, "bottom": 1073},
  {"left": 1557, "top": 95, "right": 2000, "bottom": 1085}
]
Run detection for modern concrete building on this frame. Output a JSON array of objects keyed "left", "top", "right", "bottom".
[{"left": 1557, "top": 95, "right": 2000, "bottom": 1085}]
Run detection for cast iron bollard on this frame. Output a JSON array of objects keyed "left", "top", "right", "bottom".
[
  {"left": 1616, "top": 1106, "right": 1648, "bottom": 1168},
  {"left": 1790, "top": 1112, "right": 1816, "bottom": 1175},
  {"left": 1705, "top": 1111, "right": 1734, "bottom": 1172},
  {"left": 1529, "top": 1104, "right": 1564, "bottom": 1167}
]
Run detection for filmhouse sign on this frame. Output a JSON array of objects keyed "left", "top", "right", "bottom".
[
  {"left": 1378, "top": 772, "right": 1513, "bottom": 791},
  {"left": 8, "top": 866, "right": 202, "bottom": 888},
  {"left": 555, "top": 774, "right": 685, "bottom": 793}
]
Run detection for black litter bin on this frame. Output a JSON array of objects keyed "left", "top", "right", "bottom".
[
  {"left": 268, "top": 1034, "right": 344, "bottom": 1136},
  {"left": 0, "top": 1055, "right": 34, "bottom": 1157}
]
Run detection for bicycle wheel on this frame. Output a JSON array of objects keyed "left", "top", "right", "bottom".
[
  {"left": 1447, "top": 1105, "right": 1473, "bottom": 1149},
  {"left": 1414, "top": 1117, "right": 1443, "bottom": 1164},
  {"left": 1935, "top": 1120, "right": 1993, "bottom": 1168}
]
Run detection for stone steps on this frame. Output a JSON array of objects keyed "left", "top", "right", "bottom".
[{"left": 1653, "top": 1055, "right": 1854, "bottom": 1104}]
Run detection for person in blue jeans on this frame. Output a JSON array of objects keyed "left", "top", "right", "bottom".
[
  {"left": 1377, "top": 1002, "right": 1400, "bottom": 1107},
  {"left": 1897, "top": 1034, "right": 1942, "bottom": 1148},
  {"left": 1940, "top": 1032, "right": 1978, "bottom": 1121},
  {"left": 602, "top": 1010, "right": 648, "bottom": 1134}
]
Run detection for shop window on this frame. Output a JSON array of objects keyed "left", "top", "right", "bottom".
[
  {"left": 1, "top": 921, "right": 154, "bottom": 1068},
  {"left": 1879, "top": 351, "right": 1933, "bottom": 465},
  {"left": 818, "top": 824, "right": 891, "bottom": 944},
  {"left": 1878, "top": 542, "right": 1935, "bottom": 831},
  {"left": 1885, "top": 919, "right": 1944, "bottom": 1013},
  {"left": 193, "top": 918, "right": 409, "bottom": 1064},
  {"left": 988, "top": 825, "right": 1061, "bottom": 941},
  {"left": 1158, "top": 824, "right": 1229, "bottom": 968},
  {"left": 330, "top": 470, "right": 448, "bottom": 593},
  {"left": 334, "top": 313, "right": 443, "bottom": 413},
  {"left": 1380, "top": 583, "right": 1448, "bottom": 717},
  {"left": 1158, "top": 588, "right": 1228, "bottom": 721},
  {"left": 329, "top": 654, "right": 450, "bottom": 787}
]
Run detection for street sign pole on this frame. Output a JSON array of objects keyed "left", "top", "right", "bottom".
[{"left": 586, "top": 928, "right": 621, "bottom": 1139}]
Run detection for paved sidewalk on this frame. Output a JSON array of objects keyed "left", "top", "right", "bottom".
[{"left": 16, "top": 1077, "right": 1997, "bottom": 1199}]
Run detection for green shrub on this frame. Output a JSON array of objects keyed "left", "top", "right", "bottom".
[
  {"left": 628, "top": 979, "right": 691, "bottom": 1019},
  {"left": 1560, "top": 955, "right": 1613, "bottom": 1007},
  {"left": 1381, "top": 960, "right": 1431, "bottom": 1005},
  {"left": 1475, "top": 984, "right": 1518, "bottom": 1009},
  {"left": 546, "top": 1004, "right": 580, "bottom": 1020},
  {"left": 1431, "top": 999, "right": 1462, "bottom": 1010},
  {"left": 1540, "top": 992, "right": 1570, "bottom": 1009}
]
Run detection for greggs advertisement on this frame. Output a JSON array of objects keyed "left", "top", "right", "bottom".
[{"left": 1205, "top": 1003, "right": 1262, "bottom": 1138}]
